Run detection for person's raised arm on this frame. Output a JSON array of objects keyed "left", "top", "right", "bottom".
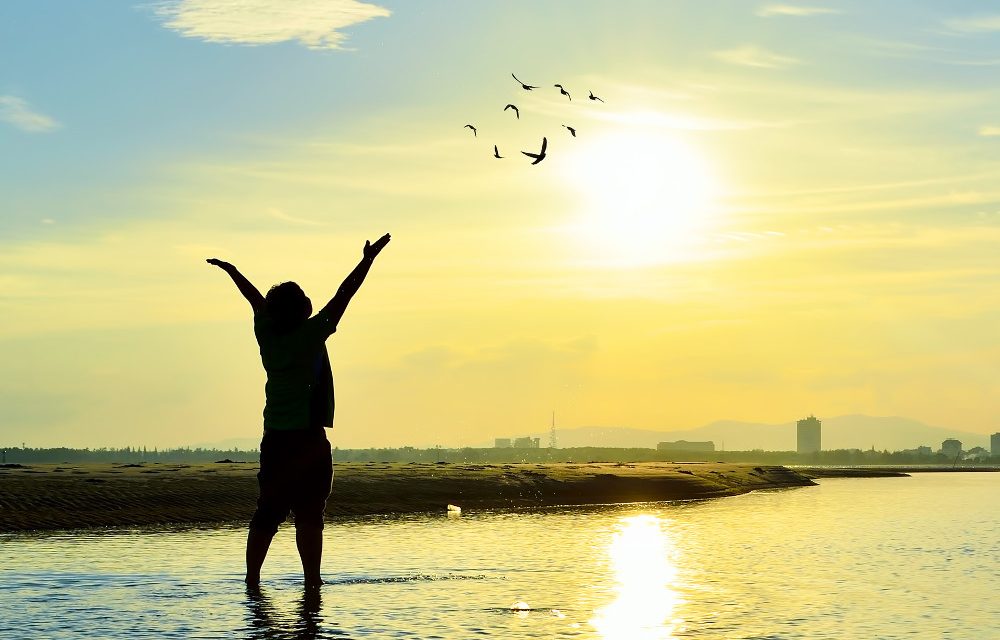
[
  {"left": 319, "top": 233, "right": 391, "bottom": 328},
  {"left": 206, "top": 259, "right": 265, "bottom": 313}
]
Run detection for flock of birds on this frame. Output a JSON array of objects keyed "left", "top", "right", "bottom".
[{"left": 464, "top": 74, "right": 604, "bottom": 165}]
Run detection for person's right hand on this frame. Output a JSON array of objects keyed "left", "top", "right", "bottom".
[
  {"left": 206, "top": 258, "right": 231, "bottom": 269},
  {"left": 363, "top": 233, "right": 391, "bottom": 260}
]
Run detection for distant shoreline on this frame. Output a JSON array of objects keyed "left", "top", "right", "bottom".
[
  {"left": 796, "top": 465, "right": 1000, "bottom": 478},
  {"left": 1, "top": 461, "right": 814, "bottom": 533}
]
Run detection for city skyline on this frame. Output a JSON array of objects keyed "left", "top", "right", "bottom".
[{"left": 6, "top": 413, "right": 990, "bottom": 453}]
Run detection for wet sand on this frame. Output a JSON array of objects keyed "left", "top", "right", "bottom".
[{"left": 0, "top": 461, "right": 815, "bottom": 532}]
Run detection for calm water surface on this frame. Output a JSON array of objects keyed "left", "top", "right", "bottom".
[{"left": 1, "top": 473, "right": 996, "bottom": 639}]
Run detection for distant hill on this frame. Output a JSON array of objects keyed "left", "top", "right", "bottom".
[{"left": 513, "top": 415, "right": 990, "bottom": 452}]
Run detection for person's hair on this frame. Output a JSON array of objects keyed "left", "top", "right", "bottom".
[{"left": 264, "top": 282, "right": 312, "bottom": 334}]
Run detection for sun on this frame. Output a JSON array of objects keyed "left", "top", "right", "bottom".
[{"left": 560, "top": 128, "right": 720, "bottom": 266}]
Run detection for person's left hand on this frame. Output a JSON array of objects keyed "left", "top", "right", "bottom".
[{"left": 363, "top": 233, "right": 391, "bottom": 260}]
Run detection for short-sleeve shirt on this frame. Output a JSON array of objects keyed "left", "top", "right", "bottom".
[{"left": 254, "top": 309, "right": 336, "bottom": 431}]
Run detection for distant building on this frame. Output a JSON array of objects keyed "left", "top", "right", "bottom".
[
  {"left": 967, "top": 446, "right": 990, "bottom": 460},
  {"left": 656, "top": 440, "right": 715, "bottom": 452},
  {"left": 797, "top": 415, "right": 822, "bottom": 454},
  {"left": 915, "top": 446, "right": 932, "bottom": 457},
  {"left": 992, "top": 433, "right": 1000, "bottom": 457},
  {"left": 494, "top": 438, "right": 512, "bottom": 448},
  {"left": 513, "top": 437, "right": 540, "bottom": 449},
  {"left": 940, "top": 439, "right": 962, "bottom": 457}
]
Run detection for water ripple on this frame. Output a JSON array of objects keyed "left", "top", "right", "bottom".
[{"left": 0, "top": 473, "right": 995, "bottom": 639}]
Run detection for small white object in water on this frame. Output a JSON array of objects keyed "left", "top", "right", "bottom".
[
  {"left": 509, "top": 601, "right": 530, "bottom": 611},
  {"left": 447, "top": 504, "right": 462, "bottom": 514}
]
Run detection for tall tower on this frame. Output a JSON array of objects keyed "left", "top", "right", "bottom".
[
  {"left": 549, "top": 411, "right": 557, "bottom": 449},
  {"left": 797, "top": 415, "right": 821, "bottom": 455}
]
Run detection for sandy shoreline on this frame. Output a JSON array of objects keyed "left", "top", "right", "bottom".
[{"left": 0, "top": 461, "right": 815, "bottom": 532}]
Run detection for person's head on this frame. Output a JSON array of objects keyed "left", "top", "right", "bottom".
[{"left": 264, "top": 282, "right": 312, "bottom": 333}]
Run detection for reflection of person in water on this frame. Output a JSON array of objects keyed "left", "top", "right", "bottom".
[
  {"left": 208, "top": 233, "right": 391, "bottom": 586},
  {"left": 245, "top": 584, "right": 323, "bottom": 640}
]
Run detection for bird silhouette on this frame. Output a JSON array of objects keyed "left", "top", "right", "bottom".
[
  {"left": 521, "top": 137, "right": 547, "bottom": 165},
  {"left": 503, "top": 104, "right": 520, "bottom": 119},
  {"left": 554, "top": 84, "right": 571, "bottom": 101},
  {"left": 562, "top": 125, "right": 577, "bottom": 137},
  {"left": 512, "top": 73, "right": 538, "bottom": 90},
  {"left": 588, "top": 91, "right": 604, "bottom": 103},
  {"left": 494, "top": 145, "right": 503, "bottom": 159},
  {"left": 464, "top": 124, "right": 477, "bottom": 136}
]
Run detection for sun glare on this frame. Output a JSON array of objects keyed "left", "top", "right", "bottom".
[
  {"left": 561, "top": 127, "right": 719, "bottom": 266},
  {"left": 591, "top": 514, "right": 683, "bottom": 639}
]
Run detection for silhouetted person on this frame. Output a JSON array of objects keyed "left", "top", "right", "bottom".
[{"left": 207, "top": 233, "right": 391, "bottom": 587}]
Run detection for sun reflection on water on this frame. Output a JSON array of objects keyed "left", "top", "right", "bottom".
[{"left": 591, "top": 514, "right": 683, "bottom": 639}]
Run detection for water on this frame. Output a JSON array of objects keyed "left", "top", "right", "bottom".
[{"left": 1, "top": 473, "right": 995, "bottom": 639}]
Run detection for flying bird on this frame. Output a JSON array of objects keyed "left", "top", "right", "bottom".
[
  {"left": 464, "top": 124, "right": 477, "bottom": 136},
  {"left": 521, "top": 137, "right": 548, "bottom": 165},
  {"left": 588, "top": 91, "right": 604, "bottom": 103},
  {"left": 554, "top": 84, "right": 571, "bottom": 100},
  {"left": 494, "top": 145, "right": 503, "bottom": 159},
  {"left": 512, "top": 73, "right": 538, "bottom": 91},
  {"left": 503, "top": 104, "right": 520, "bottom": 119},
  {"left": 562, "top": 125, "right": 576, "bottom": 137}
]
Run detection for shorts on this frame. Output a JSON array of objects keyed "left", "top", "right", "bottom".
[{"left": 249, "top": 427, "right": 333, "bottom": 534}]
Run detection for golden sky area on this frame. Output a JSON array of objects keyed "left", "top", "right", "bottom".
[{"left": 1, "top": 2, "right": 998, "bottom": 447}]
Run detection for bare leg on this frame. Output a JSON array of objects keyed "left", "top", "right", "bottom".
[
  {"left": 296, "top": 525, "right": 324, "bottom": 586},
  {"left": 246, "top": 528, "right": 275, "bottom": 585}
]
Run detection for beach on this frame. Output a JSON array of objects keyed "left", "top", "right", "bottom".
[{"left": 0, "top": 461, "right": 815, "bottom": 532}]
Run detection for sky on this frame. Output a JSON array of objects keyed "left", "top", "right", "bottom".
[{"left": 1, "top": 0, "right": 998, "bottom": 448}]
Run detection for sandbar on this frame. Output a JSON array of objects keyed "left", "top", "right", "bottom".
[{"left": 0, "top": 461, "right": 815, "bottom": 532}]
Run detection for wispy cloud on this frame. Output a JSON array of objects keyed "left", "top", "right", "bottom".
[
  {"left": 153, "top": 0, "right": 391, "bottom": 50},
  {"left": 713, "top": 45, "right": 800, "bottom": 69},
  {"left": 589, "top": 108, "right": 794, "bottom": 131},
  {"left": 847, "top": 36, "right": 1000, "bottom": 66},
  {"left": 945, "top": 15, "right": 1000, "bottom": 33},
  {"left": 0, "top": 96, "right": 60, "bottom": 132},
  {"left": 979, "top": 125, "right": 1000, "bottom": 137},
  {"left": 734, "top": 189, "right": 1000, "bottom": 218},
  {"left": 852, "top": 36, "right": 944, "bottom": 56},
  {"left": 267, "top": 207, "right": 325, "bottom": 226},
  {"left": 940, "top": 57, "right": 1000, "bottom": 67},
  {"left": 756, "top": 4, "right": 840, "bottom": 18}
]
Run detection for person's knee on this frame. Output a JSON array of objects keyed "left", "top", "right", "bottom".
[
  {"left": 250, "top": 505, "right": 289, "bottom": 535},
  {"left": 292, "top": 508, "right": 326, "bottom": 530}
]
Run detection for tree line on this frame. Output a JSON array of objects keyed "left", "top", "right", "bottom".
[{"left": 2, "top": 445, "right": 996, "bottom": 465}]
